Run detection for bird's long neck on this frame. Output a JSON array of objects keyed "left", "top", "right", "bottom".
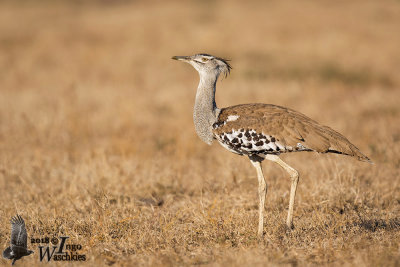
[{"left": 193, "top": 72, "right": 220, "bottom": 145}]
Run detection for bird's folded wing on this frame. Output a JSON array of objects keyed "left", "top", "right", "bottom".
[{"left": 215, "top": 103, "right": 371, "bottom": 162}]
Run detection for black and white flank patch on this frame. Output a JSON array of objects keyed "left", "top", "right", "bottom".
[
  {"left": 215, "top": 128, "right": 284, "bottom": 155},
  {"left": 215, "top": 128, "right": 311, "bottom": 156}
]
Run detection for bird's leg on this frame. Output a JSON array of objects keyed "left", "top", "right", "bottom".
[
  {"left": 265, "top": 155, "right": 299, "bottom": 229},
  {"left": 250, "top": 159, "right": 267, "bottom": 238}
]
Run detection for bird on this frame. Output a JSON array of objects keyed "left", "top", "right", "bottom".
[
  {"left": 3, "top": 215, "right": 34, "bottom": 265},
  {"left": 172, "top": 53, "right": 372, "bottom": 238}
]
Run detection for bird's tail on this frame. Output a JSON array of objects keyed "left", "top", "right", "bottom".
[
  {"left": 327, "top": 148, "right": 373, "bottom": 164},
  {"left": 3, "top": 247, "right": 13, "bottom": 259},
  {"left": 320, "top": 125, "right": 373, "bottom": 164}
]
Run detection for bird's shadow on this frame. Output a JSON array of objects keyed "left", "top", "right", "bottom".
[
  {"left": 269, "top": 217, "right": 400, "bottom": 242},
  {"left": 355, "top": 217, "right": 400, "bottom": 232}
]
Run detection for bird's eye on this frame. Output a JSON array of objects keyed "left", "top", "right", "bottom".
[{"left": 202, "top": 58, "right": 209, "bottom": 62}]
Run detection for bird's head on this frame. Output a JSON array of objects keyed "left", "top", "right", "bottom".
[{"left": 172, "top": 53, "right": 231, "bottom": 78}]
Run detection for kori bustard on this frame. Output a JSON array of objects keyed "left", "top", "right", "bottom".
[{"left": 172, "top": 53, "right": 371, "bottom": 237}]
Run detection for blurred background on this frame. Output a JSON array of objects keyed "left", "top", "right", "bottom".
[
  {"left": 0, "top": 0, "right": 399, "bottom": 266},
  {"left": 0, "top": 0, "right": 399, "bottom": 160}
]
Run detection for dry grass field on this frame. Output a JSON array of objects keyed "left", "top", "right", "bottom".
[{"left": 0, "top": 0, "right": 400, "bottom": 266}]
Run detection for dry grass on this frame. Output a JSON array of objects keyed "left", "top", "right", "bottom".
[{"left": 0, "top": 0, "right": 400, "bottom": 266}]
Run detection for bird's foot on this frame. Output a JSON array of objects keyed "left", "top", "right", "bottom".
[
  {"left": 257, "top": 230, "right": 264, "bottom": 240},
  {"left": 286, "top": 219, "right": 295, "bottom": 230}
]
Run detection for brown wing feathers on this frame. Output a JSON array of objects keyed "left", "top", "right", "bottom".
[{"left": 214, "top": 104, "right": 371, "bottom": 162}]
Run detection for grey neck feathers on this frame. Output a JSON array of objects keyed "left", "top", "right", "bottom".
[{"left": 193, "top": 72, "right": 220, "bottom": 145}]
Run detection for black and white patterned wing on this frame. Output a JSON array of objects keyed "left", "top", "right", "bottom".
[{"left": 10, "top": 215, "right": 28, "bottom": 248}]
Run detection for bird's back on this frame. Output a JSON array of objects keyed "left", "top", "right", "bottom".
[{"left": 213, "top": 103, "right": 371, "bottom": 162}]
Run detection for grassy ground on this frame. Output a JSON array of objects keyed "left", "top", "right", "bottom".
[{"left": 0, "top": 0, "right": 399, "bottom": 266}]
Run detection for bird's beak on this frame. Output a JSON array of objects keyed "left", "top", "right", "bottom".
[{"left": 172, "top": 56, "right": 191, "bottom": 62}]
